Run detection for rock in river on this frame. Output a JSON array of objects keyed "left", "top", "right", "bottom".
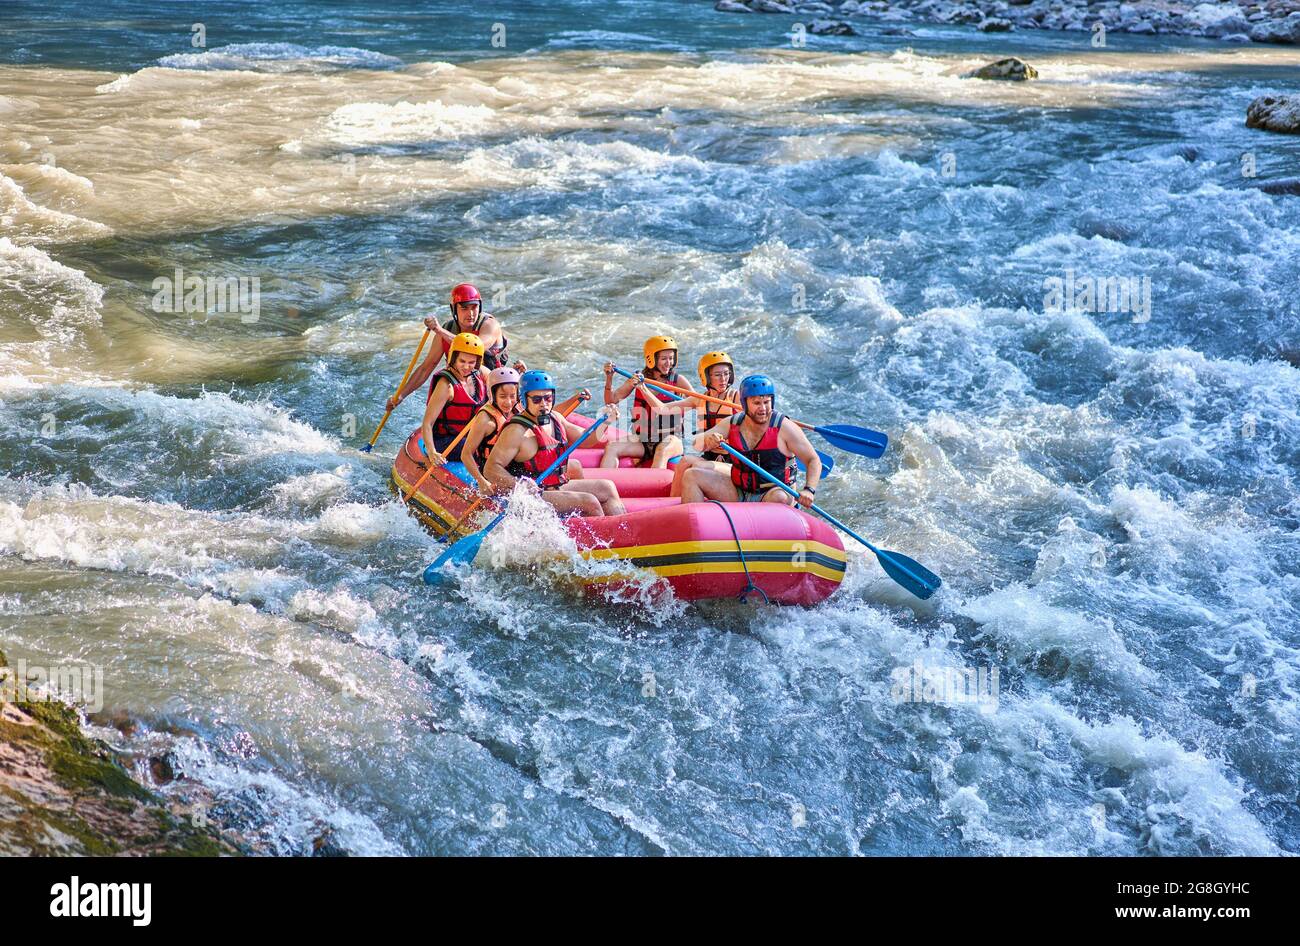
[{"left": 963, "top": 57, "right": 1039, "bottom": 80}]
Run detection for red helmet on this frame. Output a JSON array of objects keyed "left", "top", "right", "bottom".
[{"left": 450, "top": 283, "right": 481, "bottom": 306}]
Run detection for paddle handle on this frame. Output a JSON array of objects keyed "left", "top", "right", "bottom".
[
  {"left": 717, "top": 443, "right": 877, "bottom": 555},
  {"left": 368, "top": 329, "right": 431, "bottom": 449}
]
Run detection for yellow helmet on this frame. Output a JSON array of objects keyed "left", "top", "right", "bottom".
[
  {"left": 697, "top": 350, "right": 734, "bottom": 388},
  {"left": 449, "top": 332, "right": 485, "bottom": 366},
  {"left": 643, "top": 334, "right": 678, "bottom": 370}
]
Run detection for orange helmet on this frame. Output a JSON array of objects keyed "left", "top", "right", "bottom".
[
  {"left": 697, "top": 351, "right": 733, "bottom": 388},
  {"left": 643, "top": 335, "right": 678, "bottom": 370},
  {"left": 448, "top": 332, "right": 485, "bottom": 367}
]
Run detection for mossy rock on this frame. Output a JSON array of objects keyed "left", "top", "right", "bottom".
[{"left": 0, "top": 650, "right": 242, "bottom": 856}]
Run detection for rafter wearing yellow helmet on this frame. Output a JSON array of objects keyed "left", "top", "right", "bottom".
[
  {"left": 600, "top": 334, "right": 696, "bottom": 470},
  {"left": 418, "top": 331, "right": 488, "bottom": 466},
  {"left": 663, "top": 351, "right": 741, "bottom": 497}
]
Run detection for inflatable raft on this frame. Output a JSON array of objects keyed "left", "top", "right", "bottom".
[{"left": 390, "top": 417, "right": 846, "bottom": 605}]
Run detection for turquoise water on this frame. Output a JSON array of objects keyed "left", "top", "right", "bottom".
[{"left": 1, "top": 1, "right": 1297, "bottom": 854}]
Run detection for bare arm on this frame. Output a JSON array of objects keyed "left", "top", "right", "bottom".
[
  {"left": 459, "top": 413, "right": 492, "bottom": 491},
  {"left": 780, "top": 419, "right": 821, "bottom": 499},
  {"left": 476, "top": 314, "right": 503, "bottom": 352},
  {"left": 694, "top": 417, "right": 732, "bottom": 453},
  {"left": 603, "top": 362, "right": 638, "bottom": 405},
  {"left": 484, "top": 423, "right": 525, "bottom": 492}
]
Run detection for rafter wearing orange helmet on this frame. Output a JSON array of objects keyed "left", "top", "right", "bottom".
[
  {"left": 599, "top": 335, "right": 697, "bottom": 470},
  {"left": 417, "top": 332, "right": 488, "bottom": 466}
]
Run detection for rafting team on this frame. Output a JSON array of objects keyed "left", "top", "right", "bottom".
[{"left": 385, "top": 283, "right": 823, "bottom": 518}]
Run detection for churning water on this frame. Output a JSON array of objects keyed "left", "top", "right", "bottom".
[{"left": 1, "top": 0, "right": 1297, "bottom": 854}]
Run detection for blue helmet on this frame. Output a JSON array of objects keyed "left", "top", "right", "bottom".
[
  {"left": 738, "top": 374, "right": 776, "bottom": 411},
  {"left": 519, "top": 369, "right": 556, "bottom": 398}
]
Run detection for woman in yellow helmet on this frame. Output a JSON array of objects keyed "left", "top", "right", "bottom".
[
  {"left": 417, "top": 332, "right": 488, "bottom": 466},
  {"left": 662, "top": 351, "right": 741, "bottom": 497},
  {"left": 600, "top": 335, "right": 696, "bottom": 469}
]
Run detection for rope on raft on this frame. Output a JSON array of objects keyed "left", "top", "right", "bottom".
[{"left": 708, "top": 500, "right": 769, "bottom": 606}]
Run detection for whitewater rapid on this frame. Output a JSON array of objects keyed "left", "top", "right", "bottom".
[{"left": 1, "top": 3, "right": 1297, "bottom": 854}]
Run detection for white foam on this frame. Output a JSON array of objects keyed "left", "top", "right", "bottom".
[
  {"left": 157, "top": 43, "right": 404, "bottom": 73},
  {"left": 0, "top": 238, "right": 105, "bottom": 344},
  {"left": 324, "top": 99, "right": 498, "bottom": 145},
  {"left": 961, "top": 583, "right": 1153, "bottom": 681},
  {"left": 0, "top": 175, "right": 112, "bottom": 244}
]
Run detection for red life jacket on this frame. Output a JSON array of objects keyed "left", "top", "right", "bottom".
[
  {"left": 727, "top": 413, "right": 795, "bottom": 494},
  {"left": 441, "top": 314, "right": 510, "bottom": 370},
  {"left": 632, "top": 369, "right": 684, "bottom": 445},
  {"left": 505, "top": 413, "right": 569, "bottom": 490},
  {"left": 429, "top": 368, "right": 487, "bottom": 454},
  {"left": 701, "top": 388, "right": 739, "bottom": 461},
  {"left": 470, "top": 403, "right": 514, "bottom": 469}
]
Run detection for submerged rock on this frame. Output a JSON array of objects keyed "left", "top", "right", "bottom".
[
  {"left": 1246, "top": 95, "right": 1300, "bottom": 134},
  {"left": 312, "top": 827, "right": 349, "bottom": 857},
  {"left": 963, "top": 57, "right": 1038, "bottom": 80},
  {"left": 715, "top": 1, "right": 753, "bottom": 11},
  {"left": 979, "top": 17, "right": 1016, "bottom": 31},
  {"left": 1255, "top": 178, "right": 1300, "bottom": 195},
  {"left": 807, "top": 18, "right": 859, "bottom": 34}
]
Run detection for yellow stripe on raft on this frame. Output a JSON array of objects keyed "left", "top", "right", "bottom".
[
  {"left": 580, "top": 559, "right": 848, "bottom": 584},
  {"left": 580, "top": 538, "right": 847, "bottom": 563}
]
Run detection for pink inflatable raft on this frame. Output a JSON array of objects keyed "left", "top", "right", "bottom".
[{"left": 391, "top": 415, "right": 847, "bottom": 605}]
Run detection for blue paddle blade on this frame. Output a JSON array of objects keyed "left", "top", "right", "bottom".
[
  {"left": 422, "top": 519, "right": 497, "bottom": 585},
  {"left": 795, "top": 451, "right": 835, "bottom": 477},
  {"left": 360, "top": 444, "right": 373, "bottom": 453},
  {"left": 874, "top": 548, "right": 942, "bottom": 600},
  {"left": 816, "top": 424, "right": 888, "bottom": 459}
]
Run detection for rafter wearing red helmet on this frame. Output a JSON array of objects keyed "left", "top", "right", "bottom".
[{"left": 386, "top": 283, "right": 524, "bottom": 413}]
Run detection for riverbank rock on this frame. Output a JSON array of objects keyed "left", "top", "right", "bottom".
[
  {"left": 1250, "top": 12, "right": 1300, "bottom": 42},
  {"left": 1246, "top": 95, "right": 1300, "bottom": 133},
  {"left": 1185, "top": 3, "right": 1251, "bottom": 37},
  {"left": 963, "top": 57, "right": 1038, "bottom": 80},
  {"left": 808, "top": 18, "right": 859, "bottom": 34},
  {"left": 0, "top": 648, "right": 240, "bottom": 855},
  {"left": 704, "top": 0, "right": 1300, "bottom": 44}
]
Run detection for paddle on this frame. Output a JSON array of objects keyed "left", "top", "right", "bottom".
[
  {"left": 615, "top": 367, "right": 834, "bottom": 475},
  {"left": 422, "top": 409, "right": 613, "bottom": 585},
  {"left": 717, "top": 442, "right": 941, "bottom": 601},
  {"left": 613, "top": 366, "right": 888, "bottom": 459},
  {"left": 362, "top": 329, "right": 430, "bottom": 453}
]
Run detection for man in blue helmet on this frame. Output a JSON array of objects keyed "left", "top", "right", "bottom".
[
  {"left": 485, "top": 370, "right": 627, "bottom": 517},
  {"left": 680, "top": 374, "right": 821, "bottom": 508}
]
